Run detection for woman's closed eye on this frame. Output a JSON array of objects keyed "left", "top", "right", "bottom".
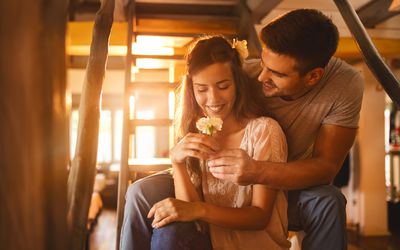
[
  {"left": 217, "top": 82, "right": 232, "bottom": 90},
  {"left": 196, "top": 87, "right": 208, "bottom": 93},
  {"left": 217, "top": 85, "right": 229, "bottom": 90}
]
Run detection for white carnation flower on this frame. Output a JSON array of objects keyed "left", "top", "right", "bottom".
[{"left": 196, "top": 117, "right": 223, "bottom": 135}]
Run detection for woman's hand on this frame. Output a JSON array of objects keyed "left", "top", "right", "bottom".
[
  {"left": 147, "top": 198, "right": 204, "bottom": 228},
  {"left": 170, "top": 133, "right": 220, "bottom": 165}
]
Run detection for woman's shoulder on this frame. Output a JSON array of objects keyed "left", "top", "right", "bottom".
[{"left": 246, "top": 116, "right": 282, "bottom": 131}]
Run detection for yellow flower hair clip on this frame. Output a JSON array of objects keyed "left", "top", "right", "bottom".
[{"left": 232, "top": 39, "right": 249, "bottom": 62}]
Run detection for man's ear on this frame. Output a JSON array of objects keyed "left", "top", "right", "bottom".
[{"left": 305, "top": 67, "right": 324, "bottom": 87}]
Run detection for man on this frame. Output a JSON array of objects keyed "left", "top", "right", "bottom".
[{"left": 121, "top": 9, "right": 363, "bottom": 250}]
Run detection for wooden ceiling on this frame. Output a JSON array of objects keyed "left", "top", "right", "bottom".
[{"left": 67, "top": 0, "right": 400, "bottom": 66}]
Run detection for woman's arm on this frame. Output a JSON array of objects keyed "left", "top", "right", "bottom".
[
  {"left": 198, "top": 185, "right": 277, "bottom": 230},
  {"left": 170, "top": 133, "right": 219, "bottom": 202},
  {"left": 173, "top": 162, "right": 201, "bottom": 201},
  {"left": 148, "top": 185, "right": 276, "bottom": 230}
]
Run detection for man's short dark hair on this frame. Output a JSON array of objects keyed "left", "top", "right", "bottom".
[{"left": 260, "top": 9, "right": 339, "bottom": 75}]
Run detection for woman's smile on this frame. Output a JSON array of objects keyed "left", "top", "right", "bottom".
[{"left": 206, "top": 104, "right": 225, "bottom": 115}]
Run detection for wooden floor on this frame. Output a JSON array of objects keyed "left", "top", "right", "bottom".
[
  {"left": 89, "top": 209, "right": 400, "bottom": 250},
  {"left": 89, "top": 209, "right": 117, "bottom": 250}
]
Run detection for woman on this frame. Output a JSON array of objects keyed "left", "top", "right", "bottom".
[{"left": 147, "top": 36, "right": 291, "bottom": 250}]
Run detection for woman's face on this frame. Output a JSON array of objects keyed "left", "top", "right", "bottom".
[{"left": 192, "top": 62, "right": 236, "bottom": 121}]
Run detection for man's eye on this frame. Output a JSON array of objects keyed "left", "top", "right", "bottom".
[{"left": 274, "top": 72, "right": 285, "bottom": 78}]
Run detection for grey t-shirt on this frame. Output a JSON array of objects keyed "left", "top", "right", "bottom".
[{"left": 245, "top": 57, "right": 364, "bottom": 161}]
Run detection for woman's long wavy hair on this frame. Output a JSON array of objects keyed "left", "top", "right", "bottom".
[{"left": 174, "top": 35, "right": 264, "bottom": 176}]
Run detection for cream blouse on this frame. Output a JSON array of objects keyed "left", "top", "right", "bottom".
[{"left": 189, "top": 117, "right": 291, "bottom": 250}]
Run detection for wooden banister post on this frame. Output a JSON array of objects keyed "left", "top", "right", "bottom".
[{"left": 67, "top": 0, "right": 115, "bottom": 249}]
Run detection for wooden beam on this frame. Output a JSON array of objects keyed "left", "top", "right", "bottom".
[
  {"left": 135, "top": 2, "right": 236, "bottom": 16},
  {"left": 246, "top": 0, "right": 282, "bottom": 23},
  {"left": 356, "top": 0, "right": 400, "bottom": 28},
  {"left": 67, "top": 0, "right": 115, "bottom": 249},
  {"left": 390, "top": 0, "right": 400, "bottom": 11},
  {"left": 68, "top": 55, "right": 126, "bottom": 69},
  {"left": 68, "top": 21, "right": 127, "bottom": 46},
  {"left": 136, "top": 17, "right": 239, "bottom": 36},
  {"left": 0, "top": 0, "right": 69, "bottom": 249},
  {"left": 336, "top": 37, "right": 400, "bottom": 58}
]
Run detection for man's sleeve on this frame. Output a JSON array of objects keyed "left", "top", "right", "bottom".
[{"left": 323, "top": 72, "right": 364, "bottom": 128}]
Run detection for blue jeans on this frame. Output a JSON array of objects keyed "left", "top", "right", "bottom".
[
  {"left": 151, "top": 222, "right": 212, "bottom": 250},
  {"left": 120, "top": 172, "right": 347, "bottom": 250}
]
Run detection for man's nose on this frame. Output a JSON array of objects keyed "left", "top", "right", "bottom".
[{"left": 258, "top": 68, "right": 271, "bottom": 82}]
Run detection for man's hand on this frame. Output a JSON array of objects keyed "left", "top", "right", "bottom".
[
  {"left": 147, "top": 198, "right": 203, "bottom": 228},
  {"left": 207, "top": 149, "right": 260, "bottom": 185}
]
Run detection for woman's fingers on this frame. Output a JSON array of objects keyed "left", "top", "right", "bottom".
[
  {"left": 185, "top": 133, "right": 221, "bottom": 152},
  {"left": 147, "top": 198, "right": 196, "bottom": 228},
  {"left": 184, "top": 142, "right": 215, "bottom": 155},
  {"left": 148, "top": 199, "right": 179, "bottom": 228},
  {"left": 171, "top": 133, "right": 222, "bottom": 164},
  {"left": 152, "top": 214, "right": 177, "bottom": 229}
]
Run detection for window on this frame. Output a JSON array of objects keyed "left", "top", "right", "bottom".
[{"left": 70, "top": 107, "right": 123, "bottom": 166}]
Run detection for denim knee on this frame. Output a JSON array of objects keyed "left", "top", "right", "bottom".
[
  {"left": 125, "top": 181, "right": 141, "bottom": 202},
  {"left": 125, "top": 173, "right": 174, "bottom": 204},
  {"left": 151, "top": 222, "right": 212, "bottom": 250},
  {"left": 300, "top": 185, "right": 346, "bottom": 228},
  {"left": 311, "top": 185, "right": 346, "bottom": 213}
]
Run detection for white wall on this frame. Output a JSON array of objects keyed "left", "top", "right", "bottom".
[
  {"left": 68, "top": 69, "right": 125, "bottom": 94},
  {"left": 346, "top": 62, "right": 389, "bottom": 236}
]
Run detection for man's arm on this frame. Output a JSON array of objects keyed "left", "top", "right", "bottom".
[{"left": 208, "top": 124, "right": 356, "bottom": 189}]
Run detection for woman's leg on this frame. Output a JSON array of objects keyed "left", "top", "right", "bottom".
[{"left": 151, "top": 222, "right": 213, "bottom": 250}]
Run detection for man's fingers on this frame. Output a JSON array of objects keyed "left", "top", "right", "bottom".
[
  {"left": 209, "top": 149, "right": 243, "bottom": 159},
  {"left": 207, "top": 156, "right": 239, "bottom": 170},
  {"left": 208, "top": 164, "right": 235, "bottom": 175}
]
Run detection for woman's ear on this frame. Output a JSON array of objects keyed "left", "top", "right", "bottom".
[{"left": 305, "top": 67, "right": 324, "bottom": 87}]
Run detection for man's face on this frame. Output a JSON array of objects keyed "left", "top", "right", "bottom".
[{"left": 258, "top": 47, "right": 309, "bottom": 100}]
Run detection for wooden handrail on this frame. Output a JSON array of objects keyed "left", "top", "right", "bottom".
[{"left": 334, "top": 0, "right": 400, "bottom": 107}]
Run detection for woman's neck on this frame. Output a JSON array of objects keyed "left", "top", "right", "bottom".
[
  {"left": 217, "top": 114, "right": 248, "bottom": 137},
  {"left": 215, "top": 115, "right": 248, "bottom": 149}
]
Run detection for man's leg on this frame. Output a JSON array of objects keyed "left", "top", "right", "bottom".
[
  {"left": 120, "top": 172, "right": 174, "bottom": 250},
  {"left": 151, "top": 222, "right": 213, "bottom": 250},
  {"left": 288, "top": 185, "right": 347, "bottom": 250}
]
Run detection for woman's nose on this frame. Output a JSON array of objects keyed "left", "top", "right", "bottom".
[{"left": 207, "top": 88, "right": 219, "bottom": 101}]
